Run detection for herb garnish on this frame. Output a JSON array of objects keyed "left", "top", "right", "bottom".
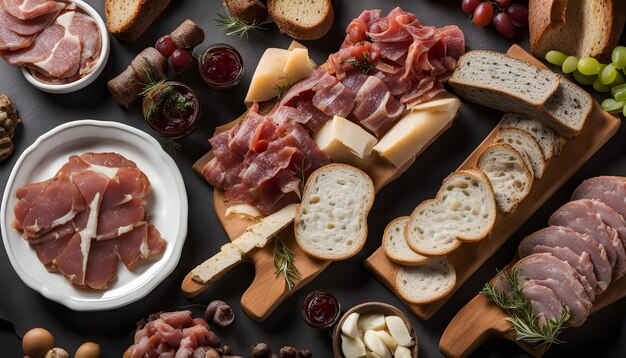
[
  {"left": 215, "top": 13, "right": 268, "bottom": 38},
  {"left": 159, "top": 135, "right": 182, "bottom": 153},
  {"left": 482, "top": 268, "right": 570, "bottom": 348},
  {"left": 346, "top": 53, "right": 377, "bottom": 75},
  {"left": 275, "top": 75, "right": 293, "bottom": 101},
  {"left": 273, "top": 237, "right": 301, "bottom": 290}
]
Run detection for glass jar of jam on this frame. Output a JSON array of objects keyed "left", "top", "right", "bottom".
[
  {"left": 199, "top": 43, "right": 244, "bottom": 89},
  {"left": 302, "top": 290, "right": 341, "bottom": 329},
  {"left": 142, "top": 81, "right": 201, "bottom": 139}
]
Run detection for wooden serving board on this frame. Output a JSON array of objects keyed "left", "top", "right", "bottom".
[
  {"left": 439, "top": 266, "right": 626, "bottom": 357},
  {"left": 182, "top": 99, "right": 457, "bottom": 321},
  {"left": 364, "top": 45, "right": 622, "bottom": 320}
]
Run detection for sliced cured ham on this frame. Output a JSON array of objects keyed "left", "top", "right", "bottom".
[
  {"left": 83, "top": 238, "right": 118, "bottom": 290},
  {"left": 0, "top": 1, "right": 59, "bottom": 35},
  {"left": 571, "top": 176, "right": 626, "bottom": 221},
  {"left": 311, "top": 79, "right": 356, "bottom": 118},
  {"left": 549, "top": 200, "right": 626, "bottom": 279},
  {"left": 586, "top": 199, "right": 626, "bottom": 252},
  {"left": 520, "top": 282, "right": 566, "bottom": 326},
  {"left": 518, "top": 226, "right": 612, "bottom": 292},
  {"left": 3, "top": 0, "right": 66, "bottom": 20},
  {"left": 352, "top": 76, "right": 404, "bottom": 136}
]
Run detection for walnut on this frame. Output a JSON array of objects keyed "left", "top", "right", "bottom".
[{"left": 0, "top": 93, "right": 19, "bottom": 161}]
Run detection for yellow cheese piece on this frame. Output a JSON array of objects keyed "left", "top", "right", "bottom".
[
  {"left": 283, "top": 48, "right": 314, "bottom": 83},
  {"left": 225, "top": 204, "right": 263, "bottom": 218},
  {"left": 245, "top": 48, "right": 292, "bottom": 103},
  {"left": 373, "top": 105, "right": 459, "bottom": 168},
  {"left": 409, "top": 91, "right": 460, "bottom": 112},
  {"left": 314, "top": 115, "right": 378, "bottom": 169}
]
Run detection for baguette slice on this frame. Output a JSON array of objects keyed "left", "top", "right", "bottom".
[
  {"left": 395, "top": 258, "right": 456, "bottom": 305},
  {"left": 494, "top": 127, "right": 547, "bottom": 179},
  {"left": 105, "top": 0, "right": 171, "bottom": 41},
  {"left": 405, "top": 169, "right": 497, "bottom": 256},
  {"left": 542, "top": 76, "right": 593, "bottom": 138},
  {"left": 295, "top": 164, "right": 375, "bottom": 261},
  {"left": 267, "top": 0, "right": 333, "bottom": 40},
  {"left": 449, "top": 50, "right": 560, "bottom": 123},
  {"left": 499, "top": 112, "right": 561, "bottom": 160},
  {"left": 478, "top": 143, "right": 533, "bottom": 214},
  {"left": 382, "top": 217, "right": 432, "bottom": 266}
]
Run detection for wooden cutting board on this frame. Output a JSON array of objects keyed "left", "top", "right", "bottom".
[
  {"left": 364, "top": 44, "right": 622, "bottom": 320},
  {"left": 439, "top": 266, "right": 626, "bottom": 357},
  {"left": 181, "top": 98, "right": 457, "bottom": 321}
]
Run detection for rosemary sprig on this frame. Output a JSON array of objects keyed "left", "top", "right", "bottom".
[
  {"left": 482, "top": 268, "right": 570, "bottom": 348},
  {"left": 346, "top": 53, "right": 377, "bottom": 75},
  {"left": 273, "top": 237, "right": 301, "bottom": 290},
  {"left": 159, "top": 135, "right": 182, "bottom": 153},
  {"left": 275, "top": 75, "right": 293, "bottom": 101},
  {"left": 215, "top": 13, "right": 268, "bottom": 38}
]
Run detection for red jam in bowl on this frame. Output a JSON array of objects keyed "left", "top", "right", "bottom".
[
  {"left": 199, "top": 43, "right": 243, "bottom": 89},
  {"left": 302, "top": 290, "right": 340, "bottom": 328},
  {"left": 142, "top": 81, "right": 200, "bottom": 138}
]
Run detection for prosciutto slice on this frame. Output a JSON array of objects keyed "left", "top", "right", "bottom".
[
  {"left": 0, "top": 1, "right": 60, "bottom": 35},
  {"left": 3, "top": 0, "right": 66, "bottom": 20},
  {"left": 352, "top": 76, "right": 404, "bottom": 136},
  {"left": 0, "top": 21, "right": 33, "bottom": 49}
]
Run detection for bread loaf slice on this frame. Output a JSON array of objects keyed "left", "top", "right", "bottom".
[
  {"left": 405, "top": 169, "right": 496, "bottom": 256},
  {"left": 542, "top": 76, "right": 593, "bottom": 138},
  {"left": 499, "top": 112, "right": 561, "bottom": 160},
  {"left": 295, "top": 164, "right": 375, "bottom": 261},
  {"left": 224, "top": 0, "right": 267, "bottom": 24},
  {"left": 382, "top": 217, "right": 432, "bottom": 266},
  {"left": 267, "top": 0, "right": 333, "bottom": 40},
  {"left": 395, "top": 258, "right": 456, "bottom": 304},
  {"left": 478, "top": 143, "right": 533, "bottom": 214},
  {"left": 494, "top": 127, "right": 547, "bottom": 179},
  {"left": 529, "top": 0, "right": 567, "bottom": 59},
  {"left": 449, "top": 51, "right": 560, "bottom": 119},
  {"left": 105, "top": 0, "right": 171, "bottom": 41}
]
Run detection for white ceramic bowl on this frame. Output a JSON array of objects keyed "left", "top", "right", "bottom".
[{"left": 20, "top": 0, "right": 110, "bottom": 94}]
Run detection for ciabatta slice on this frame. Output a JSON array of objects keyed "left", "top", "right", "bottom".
[
  {"left": 295, "top": 164, "right": 375, "bottom": 261},
  {"left": 478, "top": 143, "right": 533, "bottom": 214},
  {"left": 395, "top": 258, "right": 456, "bottom": 304},
  {"left": 494, "top": 127, "right": 547, "bottom": 179},
  {"left": 405, "top": 169, "right": 497, "bottom": 256},
  {"left": 382, "top": 217, "right": 432, "bottom": 266}
]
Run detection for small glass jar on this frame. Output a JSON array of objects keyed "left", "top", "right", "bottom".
[
  {"left": 199, "top": 43, "right": 244, "bottom": 89},
  {"left": 301, "top": 289, "right": 341, "bottom": 329},
  {"left": 143, "top": 81, "right": 201, "bottom": 139}
]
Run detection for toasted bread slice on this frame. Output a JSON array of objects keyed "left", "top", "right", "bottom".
[
  {"left": 105, "top": 0, "right": 171, "bottom": 41},
  {"left": 267, "top": 0, "right": 333, "bottom": 40}
]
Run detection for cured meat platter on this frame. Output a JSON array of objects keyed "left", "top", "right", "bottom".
[{"left": 364, "top": 45, "right": 622, "bottom": 320}]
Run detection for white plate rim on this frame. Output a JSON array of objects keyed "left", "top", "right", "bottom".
[{"left": 0, "top": 120, "right": 188, "bottom": 311}]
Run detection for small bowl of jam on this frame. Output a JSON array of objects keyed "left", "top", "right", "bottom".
[
  {"left": 302, "top": 289, "right": 341, "bottom": 329},
  {"left": 142, "top": 81, "right": 201, "bottom": 139},
  {"left": 199, "top": 43, "right": 244, "bottom": 89}
]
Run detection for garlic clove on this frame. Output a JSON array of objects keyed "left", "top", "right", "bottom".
[
  {"left": 341, "top": 312, "right": 361, "bottom": 338},
  {"left": 385, "top": 316, "right": 413, "bottom": 347}
]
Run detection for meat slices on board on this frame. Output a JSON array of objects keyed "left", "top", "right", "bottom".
[
  {"left": 0, "top": 1, "right": 60, "bottom": 35},
  {"left": 3, "top": 0, "right": 66, "bottom": 20}
]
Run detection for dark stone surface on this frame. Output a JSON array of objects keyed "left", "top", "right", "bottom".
[{"left": 0, "top": 1, "right": 624, "bottom": 357}]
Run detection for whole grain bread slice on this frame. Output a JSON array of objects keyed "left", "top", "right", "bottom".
[
  {"left": 542, "top": 76, "right": 593, "bottom": 138},
  {"left": 395, "top": 258, "right": 456, "bottom": 305},
  {"left": 267, "top": 0, "right": 333, "bottom": 40},
  {"left": 105, "top": 0, "right": 171, "bottom": 41},
  {"left": 499, "top": 112, "right": 562, "bottom": 160},
  {"left": 295, "top": 164, "right": 375, "bottom": 261},
  {"left": 382, "top": 217, "right": 432, "bottom": 266}
]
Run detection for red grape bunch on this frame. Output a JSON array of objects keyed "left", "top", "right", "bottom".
[
  {"left": 462, "top": 0, "right": 528, "bottom": 39},
  {"left": 156, "top": 35, "right": 195, "bottom": 73}
]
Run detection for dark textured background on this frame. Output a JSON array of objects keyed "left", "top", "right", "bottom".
[{"left": 0, "top": 0, "right": 624, "bottom": 357}]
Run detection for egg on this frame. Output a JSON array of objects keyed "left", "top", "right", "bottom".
[
  {"left": 75, "top": 342, "right": 101, "bottom": 358},
  {"left": 22, "top": 328, "right": 55, "bottom": 358}
]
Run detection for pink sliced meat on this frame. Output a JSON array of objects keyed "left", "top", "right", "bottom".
[
  {"left": 274, "top": 122, "right": 331, "bottom": 171},
  {"left": 586, "top": 199, "right": 626, "bottom": 252},
  {"left": 520, "top": 281, "right": 566, "bottom": 327},
  {"left": 13, "top": 178, "right": 51, "bottom": 231},
  {"left": 67, "top": 11, "right": 100, "bottom": 75},
  {"left": 32, "top": 231, "right": 73, "bottom": 270},
  {"left": 81, "top": 152, "right": 138, "bottom": 169},
  {"left": 160, "top": 311, "right": 193, "bottom": 329},
  {"left": 96, "top": 197, "right": 145, "bottom": 240},
  {"left": 572, "top": 176, "right": 626, "bottom": 221},
  {"left": 240, "top": 142, "right": 299, "bottom": 188},
  {"left": 202, "top": 158, "right": 231, "bottom": 190},
  {"left": 118, "top": 223, "right": 164, "bottom": 269},
  {"left": 229, "top": 110, "right": 265, "bottom": 156},
  {"left": 294, "top": 99, "right": 330, "bottom": 132},
  {"left": 117, "top": 167, "right": 150, "bottom": 199},
  {"left": 341, "top": 69, "right": 369, "bottom": 91},
  {"left": 352, "top": 76, "right": 404, "bottom": 136},
  {"left": 549, "top": 200, "right": 626, "bottom": 279},
  {"left": 366, "top": 7, "right": 415, "bottom": 43},
  {"left": 278, "top": 67, "right": 326, "bottom": 108},
  {"left": 205, "top": 131, "right": 244, "bottom": 189},
  {"left": 154, "top": 319, "right": 183, "bottom": 347},
  {"left": 3, "top": 0, "right": 66, "bottom": 20},
  {"left": 83, "top": 238, "right": 118, "bottom": 289},
  {"left": 55, "top": 232, "right": 88, "bottom": 286},
  {"left": 312, "top": 79, "right": 356, "bottom": 118},
  {"left": 0, "top": 1, "right": 59, "bottom": 35},
  {"left": 0, "top": 20, "right": 33, "bottom": 50},
  {"left": 270, "top": 105, "right": 311, "bottom": 128},
  {"left": 519, "top": 226, "right": 612, "bottom": 292},
  {"left": 72, "top": 171, "right": 109, "bottom": 205}
]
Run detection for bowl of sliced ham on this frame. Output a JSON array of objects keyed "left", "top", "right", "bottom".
[{"left": 0, "top": 0, "right": 109, "bottom": 93}]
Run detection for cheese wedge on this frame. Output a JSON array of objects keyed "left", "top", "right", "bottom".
[
  {"left": 373, "top": 104, "right": 459, "bottom": 167},
  {"left": 409, "top": 91, "right": 460, "bottom": 112},
  {"left": 283, "top": 48, "right": 314, "bottom": 82},
  {"left": 314, "top": 115, "right": 378, "bottom": 169}
]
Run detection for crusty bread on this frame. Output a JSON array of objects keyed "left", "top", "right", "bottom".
[
  {"left": 267, "top": 0, "right": 333, "bottom": 40},
  {"left": 405, "top": 169, "right": 497, "bottom": 256},
  {"left": 530, "top": 0, "right": 626, "bottom": 62},
  {"left": 224, "top": 0, "right": 267, "bottom": 24},
  {"left": 395, "top": 258, "right": 456, "bottom": 304},
  {"left": 191, "top": 204, "right": 296, "bottom": 285},
  {"left": 105, "top": 0, "right": 171, "bottom": 41},
  {"left": 494, "top": 127, "right": 547, "bottom": 179},
  {"left": 449, "top": 51, "right": 560, "bottom": 125},
  {"left": 499, "top": 112, "right": 562, "bottom": 160},
  {"left": 542, "top": 76, "right": 593, "bottom": 138},
  {"left": 478, "top": 143, "right": 533, "bottom": 214},
  {"left": 295, "top": 164, "right": 375, "bottom": 261},
  {"left": 382, "top": 217, "right": 432, "bottom": 266}
]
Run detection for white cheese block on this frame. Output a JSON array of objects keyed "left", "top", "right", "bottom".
[
  {"left": 373, "top": 107, "right": 458, "bottom": 168},
  {"left": 283, "top": 48, "right": 314, "bottom": 82},
  {"left": 385, "top": 316, "right": 413, "bottom": 347},
  {"left": 245, "top": 48, "right": 292, "bottom": 103},
  {"left": 342, "top": 335, "right": 367, "bottom": 358},
  {"left": 358, "top": 312, "right": 386, "bottom": 331},
  {"left": 409, "top": 91, "right": 460, "bottom": 112},
  {"left": 341, "top": 312, "right": 361, "bottom": 338},
  {"left": 363, "top": 330, "right": 392, "bottom": 358},
  {"left": 314, "top": 115, "right": 378, "bottom": 169}
]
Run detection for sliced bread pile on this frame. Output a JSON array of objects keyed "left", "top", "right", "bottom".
[{"left": 449, "top": 50, "right": 592, "bottom": 138}]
